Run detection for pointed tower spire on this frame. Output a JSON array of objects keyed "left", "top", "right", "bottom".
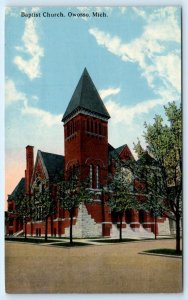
[{"left": 62, "top": 68, "right": 110, "bottom": 122}]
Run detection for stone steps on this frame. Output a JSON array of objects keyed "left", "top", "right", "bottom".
[
  {"left": 110, "top": 224, "right": 154, "bottom": 239},
  {"left": 64, "top": 203, "right": 102, "bottom": 238},
  {"left": 13, "top": 229, "right": 24, "bottom": 237}
]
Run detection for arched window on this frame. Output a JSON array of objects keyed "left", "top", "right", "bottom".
[
  {"left": 89, "top": 165, "right": 93, "bottom": 188},
  {"left": 96, "top": 165, "right": 100, "bottom": 189}
]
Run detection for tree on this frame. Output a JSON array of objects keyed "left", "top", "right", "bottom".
[
  {"left": 145, "top": 192, "right": 165, "bottom": 240},
  {"left": 133, "top": 139, "right": 145, "bottom": 159},
  {"left": 135, "top": 102, "right": 182, "bottom": 253},
  {"left": 59, "top": 169, "right": 92, "bottom": 244},
  {"left": 107, "top": 161, "right": 139, "bottom": 241},
  {"left": 34, "top": 188, "right": 55, "bottom": 242},
  {"left": 15, "top": 192, "right": 33, "bottom": 239},
  {"left": 132, "top": 149, "right": 165, "bottom": 239}
]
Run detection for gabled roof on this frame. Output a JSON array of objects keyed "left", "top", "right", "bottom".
[
  {"left": 62, "top": 68, "right": 110, "bottom": 122},
  {"left": 108, "top": 143, "right": 135, "bottom": 162},
  {"left": 108, "top": 143, "right": 115, "bottom": 153},
  {"left": 137, "top": 151, "right": 158, "bottom": 166},
  {"left": 8, "top": 178, "right": 25, "bottom": 200},
  {"left": 115, "top": 144, "right": 127, "bottom": 155},
  {"left": 108, "top": 143, "right": 119, "bottom": 161},
  {"left": 40, "top": 151, "right": 64, "bottom": 182}
]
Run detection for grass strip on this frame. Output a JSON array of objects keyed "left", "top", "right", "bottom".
[
  {"left": 92, "top": 238, "right": 138, "bottom": 243},
  {"left": 50, "top": 242, "right": 91, "bottom": 247},
  {"left": 5, "top": 237, "right": 57, "bottom": 244},
  {"left": 144, "top": 248, "right": 182, "bottom": 256}
]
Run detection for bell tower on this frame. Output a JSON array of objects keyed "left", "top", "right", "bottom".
[{"left": 62, "top": 68, "right": 110, "bottom": 188}]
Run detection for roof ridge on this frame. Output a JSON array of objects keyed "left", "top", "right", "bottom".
[
  {"left": 116, "top": 143, "right": 127, "bottom": 150},
  {"left": 40, "top": 150, "right": 64, "bottom": 157}
]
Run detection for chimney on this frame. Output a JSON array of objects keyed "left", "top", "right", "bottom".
[{"left": 25, "top": 145, "right": 34, "bottom": 194}]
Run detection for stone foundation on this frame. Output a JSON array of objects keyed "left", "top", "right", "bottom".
[{"left": 63, "top": 203, "right": 102, "bottom": 238}]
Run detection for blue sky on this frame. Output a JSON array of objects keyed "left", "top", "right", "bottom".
[{"left": 5, "top": 6, "right": 181, "bottom": 197}]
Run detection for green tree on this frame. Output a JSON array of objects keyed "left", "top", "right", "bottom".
[
  {"left": 34, "top": 189, "right": 55, "bottom": 242},
  {"left": 59, "top": 169, "right": 92, "bottom": 244},
  {"left": 108, "top": 161, "right": 138, "bottom": 241},
  {"left": 145, "top": 192, "right": 165, "bottom": 240},
  {"left": 132, "top": 150, "right": 165, "bottom": 239},
  {"left": 15, "top": 193, "right": 33, "bottom": 239},
  {"left": 133, "top": 139, "right": 145, "bottom": 159},
  {"left": 135, "top": 102, "right": 182, "bottom": 253}
]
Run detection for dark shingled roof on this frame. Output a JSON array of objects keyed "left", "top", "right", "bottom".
[
  {"left": 108, "top": 144, "right": 120, "bottom": 161},
  {"left": 62, "top": 68, "right": 110, "bottom": 121},
  {"left": 40, "top": 151, "right": 64, "bottom": 182},
  {"left": 8, "top": 178, "right": 25, "bottom": 200},
  {"left": 115, "top": 144, "right": 127, "bottom": 155},
  {"left": 137, "top": 151, "right": 158, "bottom": 166}
]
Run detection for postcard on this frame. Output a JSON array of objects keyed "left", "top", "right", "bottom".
[{"left": 5, "top": 6, "right": 182, "bottom": 293}]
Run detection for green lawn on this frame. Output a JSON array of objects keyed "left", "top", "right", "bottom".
[
  {"left": 144, "top": 248, "right": 182, "bottom": 256},
  {"left": 5, "top": 237, "right": 56, "bottom": 244},
  {"left": 92, "top": 238, "right": 138, "bottom": 243},
  {"left": 50, "top": 242, "right": 91, "bottom": 247}
]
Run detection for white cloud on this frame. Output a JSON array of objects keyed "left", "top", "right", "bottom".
[
  {"left": 5, "top": 79, "right": 61, "bottom": 127},
  {"left": 119, "top": 7, "right": 127, "bottom": 14},
  {"left": 89, "top": 28, "right": 128, "bottom": 60},
  {"left": 95, "top": 7, "right": 113, "bottom": 14},
  {"left": 154, "top": 53, "right": 181, "bottom": 93},
  {"left": 89, "top": 7, "right": 181, "bottom": 101},
  {"left": 31, "top": 95, "right": 39, "bottom": 101},
  {"left": 99, "top": 87, "right": 120, "bottom": 99},
  {"left": 22, "top": 101, "right": 62, "bottom": 127},
  {"left": 14, "top": 8, "right": 44, "bottom": 80},
  {"left": 5, "top": 79, "right": 27, "bottom": 106},
  {"left": 132, "top": 7, "right": 146, "bottom": 19},
  {"left": 5, "top": 7, "right": 18, "bottom": 17},
  {"left": 105, "top": 97, "right": 167, "bottom": 125},
  {"left": 106, "top": 95, "right": 181, "bottom": 153}
]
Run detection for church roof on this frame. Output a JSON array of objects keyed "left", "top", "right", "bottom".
[
  {"left": 108, "top": 143, "right": 124, "bottom": 162},
  {"left": 40, "top": 151, "right": 64, "bottom": 182},
  {"left": 108, "top": 143, "right": 135, "bottom": 163},
  {"left": 8, "top": 178, "right": 25, "bottom": 200},
  {"left": 115, "top": 144, "right": 127, "bottom": 155},
  {"left": 137, "top": 151, "right": 158, "bottom": 166},
  {"left": 108, "top": 144, "right": 119, "bottom": 161},
  {"left": 62, "top": 68, "right": 110, "bottom": 122}
]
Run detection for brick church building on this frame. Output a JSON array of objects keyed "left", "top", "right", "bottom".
[{"left": 6, "top": 68, "right": 171, "bottom": 238}]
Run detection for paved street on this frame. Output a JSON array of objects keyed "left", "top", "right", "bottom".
[{"left": 5, "top": 239, "right": 182, "bottom": 293}]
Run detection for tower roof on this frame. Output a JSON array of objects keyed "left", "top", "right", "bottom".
[{"left": 62, "top": 68, "right": 110, "bottom": 122}]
